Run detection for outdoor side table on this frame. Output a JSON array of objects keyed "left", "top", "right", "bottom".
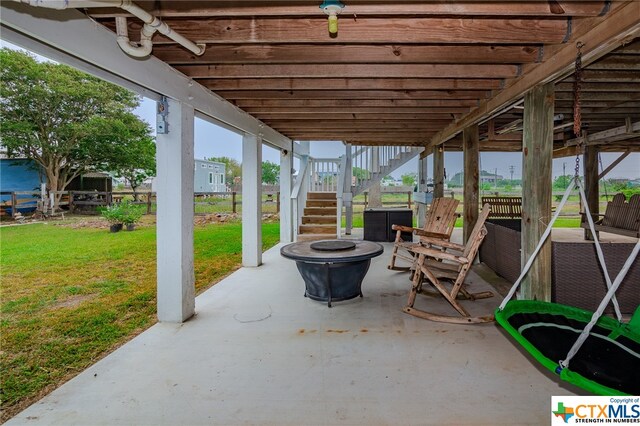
[{"left": 280, "top": 240, "right": 384, "bottom": 307}]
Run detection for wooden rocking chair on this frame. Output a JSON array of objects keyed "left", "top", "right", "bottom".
[
  {"left": 387, "top": 197, "right": 459, "bottom": 272},
  {"left": 403, "top": 204, "right": 494, "bottom": 324}
]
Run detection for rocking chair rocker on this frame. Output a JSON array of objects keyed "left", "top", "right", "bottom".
[{"left": 403, "top": 204, "right": 495, "bottom": 324}]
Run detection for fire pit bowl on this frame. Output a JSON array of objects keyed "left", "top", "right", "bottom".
[{"left": 280, "top": 239, "right": 384, "bottom": 307}]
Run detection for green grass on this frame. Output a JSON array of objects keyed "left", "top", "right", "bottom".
[{"left": 0, "top": 220, "right": 279, "bottom": 420}]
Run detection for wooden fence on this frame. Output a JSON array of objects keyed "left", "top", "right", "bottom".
[
  {"left": 0, "top": 191, "right": 40, "bottom": 218},
  {"left": 355, "top": 191, "right": 413, "bottom": 209},
  {"left": 5, "top": 190, "right": 282, "bottom": 216}
]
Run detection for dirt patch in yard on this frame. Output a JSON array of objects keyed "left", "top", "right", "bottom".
[{"left": 50, "top": 294, "right": 96, "bottom": 310}]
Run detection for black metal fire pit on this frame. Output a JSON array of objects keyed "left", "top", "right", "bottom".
[{"left": 280, "top": 239, "right": 384, "bottom": 307}]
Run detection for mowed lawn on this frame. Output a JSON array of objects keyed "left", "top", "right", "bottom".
[{"left": 0, "top": 220, "right": 280, "bottom": 420}]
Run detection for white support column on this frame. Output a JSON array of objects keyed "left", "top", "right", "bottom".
[
  {"left": 279, "top": 147, "right": 293, "bottom": 243},
  {"left": 344, "top": 143, "right": 354, "bottom": 235},
  {"left": 156, "top": 98, "right": 195, "bottom": 323},
  {"left": 242, "top": 134, "right": 263, "bottom": 267}
]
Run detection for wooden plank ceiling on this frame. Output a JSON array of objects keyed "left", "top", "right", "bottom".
[{"left": 88, "top": 1, "right": 639, "bottom": 152}]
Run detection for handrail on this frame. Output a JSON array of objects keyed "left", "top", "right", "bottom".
[{"left": 291, "top": 156, "right": 310, "bottom": 200}]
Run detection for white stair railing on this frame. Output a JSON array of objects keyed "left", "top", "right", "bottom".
[
  {"left": 308, "top": 158, "right": 341, "bottom": 193},
  {"left": 291, "top": 156, "right": 310, "bottom": 241},
  {"left": 351, "top": 146, "right": 421, "bottom": 195}
]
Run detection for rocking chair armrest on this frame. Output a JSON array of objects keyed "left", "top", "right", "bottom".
[
  {"left": 416, "top": 236, "right": 464, "bottom": 251},
  {"left": 413, "top": 229, "right": 450, "bottom": 240},
  {"left": 410, "top": 245, "right": 469, "bottom": 264},
  {"left": 391, "top": 224, "right": 419, "bottom": 233}
]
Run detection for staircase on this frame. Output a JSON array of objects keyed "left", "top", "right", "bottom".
[
  {"left": 297, "top": 192, "right": 337, "bottom": 242},
  {"left": 352, "top": 147, "right": 423, "bottom": 196}
]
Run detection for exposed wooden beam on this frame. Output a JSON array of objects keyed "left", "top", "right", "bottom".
[
  {"left": 177, "top": 64, "right": 519, "bottom": 79},
  {"left": 263, "top": 121, "right": 453, "bottom": 129},
  {"left": 89, "top": 1, "right": 608, "bottom": 18},
  {"left": 153, "top": 44, "right": 542, "bottom": 65},
  {"left": 428, "top": 0, "right": 640, "bottom": 148},
  {"left": 114, "top": 17, "right": 570, "bottom": 44},
  {"left": 204, "top": 78, "right": 503, "bottom": 91},
  {"left": 260, "top": 114, "right": 459, "bottom": 121},
  {"left": 555, "top": 82, "right": 640, "bottom": 92},
  {"left": 245, "top": 107, "right": 472, "bottom": 115},
  {"left": 560, "top": 70, "right": 640, "bottom": 82},
  {"left": 235, "top": 99, "right": 480, "bottom": 108},
  {"left": 566, "top": 120, "right": 640, "bottom": 145},
  {"left": 598, "top": 150, "right": 631, "bottom": 179},
  {"left": 218, "top": 90, "right": 489, "bottom": 100},
  {"left": 585, "top": 55, "right": 640, "bottom": 70}
]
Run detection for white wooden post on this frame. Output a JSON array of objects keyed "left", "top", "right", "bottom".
[
  {"left": 280, "top": 146, "right": 293, "bottom": 243},
  {"left": 417, "top": 153, "right": 429, "bottom": 228},
  {"left": 242, "top": 134, "right": 262, "bottom": 267},
  {"left": 156, "top": 98, "right": 195, "bottom": 323},
  {"left": 344, "top": 143, "right": 354, "bottom": 235}
]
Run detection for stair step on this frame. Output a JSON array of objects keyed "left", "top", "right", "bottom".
[
  {"left": 304, "top": 207, "right": 336, "bottom": 216},
  {"left": 299, "top": 225, "right": 336, "bottom": 234},
  {"left": 306, "top": 199, "right": 337, "bottom": 208},
  {"left": 302, "top": 215, "right": 336, "bottom": 224},
  {"left": 296, "top": 233, "right": 338, "bottom": 242},
  {"left": 307, "top": 192, "right": 337, "bottom": 200}
]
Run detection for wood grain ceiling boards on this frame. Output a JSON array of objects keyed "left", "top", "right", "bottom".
[{"left": 87, "top": 1, "right": 639, "bottom": 152}]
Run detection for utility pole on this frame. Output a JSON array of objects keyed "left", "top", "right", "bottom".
[
  {"left": 563, "top": 162, "right": 567, "bottom": 189},
  {"left": 494, "top": 167, "right": 498, "bottom": 189},
  {"left": 509, "top": 165, "right": 515, "bottom": 186}
]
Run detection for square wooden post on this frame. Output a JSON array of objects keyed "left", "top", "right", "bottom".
[
  {"left": 521, "top": 83, "right": 554, "bottom": 301},
  {"left": 463, "top": 126, "right": 479, "bottom": 244},
  {"left": 584, "top": 145, "right": 600, "bottom": 240},
  {"left": 433, "top": 146, "right": 445, "bottom": 199}
]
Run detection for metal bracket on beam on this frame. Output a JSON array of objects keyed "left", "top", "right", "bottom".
[{"left": 157, "top": 96, "right": 169, "bottom": 134}]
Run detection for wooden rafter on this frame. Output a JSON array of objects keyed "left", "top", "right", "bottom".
[{"left": 428, "top": 0, "right": 640, "bottom": 149}]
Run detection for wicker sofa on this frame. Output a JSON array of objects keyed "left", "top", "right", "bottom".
[{"left": 480, "top": 220, "right": 640, "bottom": 314}]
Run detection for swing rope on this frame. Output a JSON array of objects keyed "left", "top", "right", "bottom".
[{"left": 497, "top": 175, "right": 624, "bottom": 318}]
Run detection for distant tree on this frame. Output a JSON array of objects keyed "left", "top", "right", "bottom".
[
  {"left": 262, "top": 161, "right": 280, "bottom": 185},
  {"left": 553, "top": 175, "right": 573, "bottom": 189},
  {"left": 401, "top": 172, "right": 417, "bottom": 187},
  {"left": 352, "top": 167, "right": 368, "bottom": 181},
  {"left": 0, "top": 48, "right": 151, "bottom": 205},
  {"left": 90, "top": 113, "right": 155, "bottom": 199},
  {"left": 208, "top": 156, "right": 241, "bottom": 185}
]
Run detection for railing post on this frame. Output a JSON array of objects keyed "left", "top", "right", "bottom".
[
  {"left": 147, "top": 193, "right": 152, "bottom": 214},
  {"left": 276, "top": 191, "right": 280, "bottom": 213},
  {"left": 69, "top": 191, "right": 75, "bottom": 213},
  {"left": 11, "top": 192, "right": 17, "bottom": 218},
  {"left": 232, "top": 191, "right": 237, "bottom": 213},
  {"left": 408, "top": 191, "right": 412, "bottom": 209}
]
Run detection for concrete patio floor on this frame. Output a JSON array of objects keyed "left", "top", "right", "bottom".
[{"left": 9, "top": 231, "right": 586, "bottom": 425}]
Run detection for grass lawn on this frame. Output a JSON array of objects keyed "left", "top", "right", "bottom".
[{"left": 0, "top": 219, "right": 280, "bottom": 420}]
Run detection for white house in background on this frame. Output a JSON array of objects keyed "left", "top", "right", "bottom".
[
  {"left": 151, "top": 159, "right": 227, "bottom": 193},
  {"left": 194, "top": 159, "right": 226, "bottom": 193}
]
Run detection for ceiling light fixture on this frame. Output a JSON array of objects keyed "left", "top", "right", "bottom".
[{"left": 320, "top": 1, "right": 345, "bottom": 37}]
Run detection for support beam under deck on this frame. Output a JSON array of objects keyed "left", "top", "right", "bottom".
[
  {"left": 521, "top": 83, "right": 554, "bottom": 302},
  {"left": 463, "top": 126, "right": 480, "bottom": 244}
]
